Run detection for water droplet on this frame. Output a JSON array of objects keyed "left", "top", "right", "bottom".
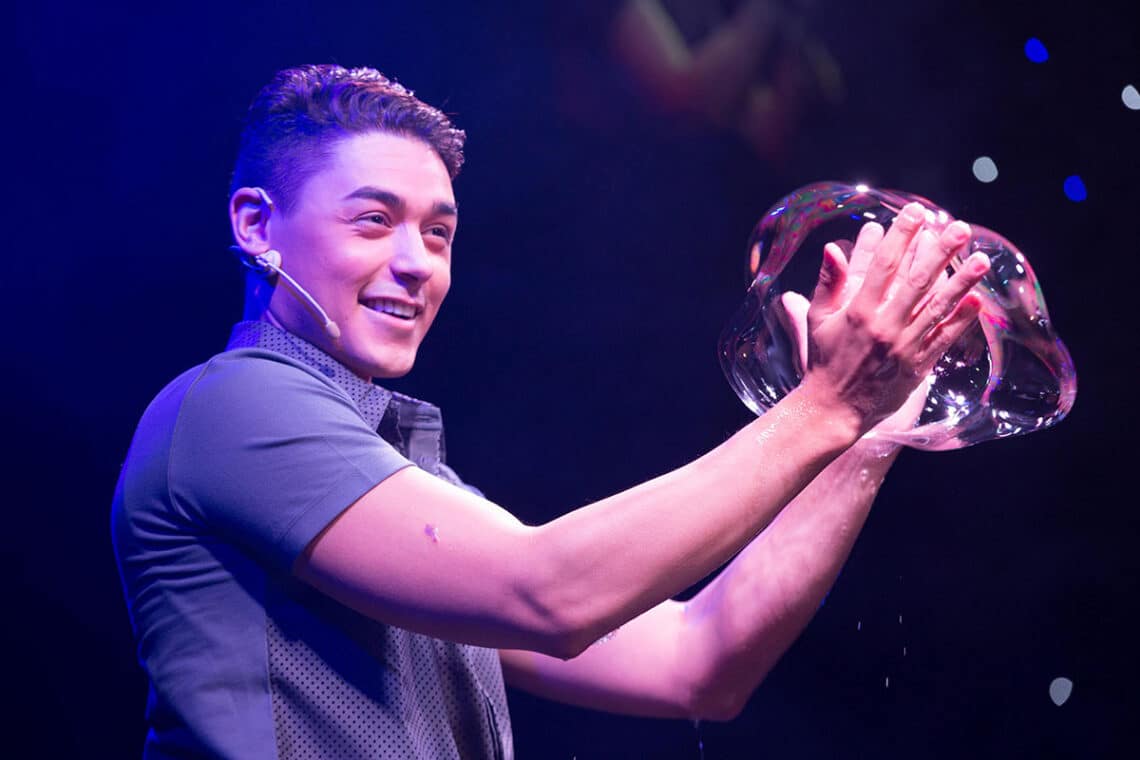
[
  {"left": 424, "top": 524, "right": 440, "bottom": 543},
  {"left": 592, "top": 628, "right": 620, "bottom": 646},
  {"left": 857, "top": 620, "right": 862, "bottom": 631},
  {"left": 1049, "top": 677, "right": 1073, "bottom": 706}
]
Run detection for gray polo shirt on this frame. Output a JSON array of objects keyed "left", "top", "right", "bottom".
[{"left": 112, "top": 321, "right": 513, "bottom": 759}]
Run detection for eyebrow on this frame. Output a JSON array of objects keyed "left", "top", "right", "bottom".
[{"left": 343, "top": 185, "right": 458, "bottom": 218}]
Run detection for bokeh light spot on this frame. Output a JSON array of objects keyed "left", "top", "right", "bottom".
[
  {"left": 1049, "top": 677, "right": 1073, "bottom": 706},
  {"left": 1123, "top": 84, "right": 1140, "bottom": 110},
  {"left": 1063, "top": 175, "right": 1087, "bottom": 202},
  {"left": 1024, "top": 38, "right": 1049, "bottom": 63},
  {"left": 972, "top": 156, "right": 999, "bottom": 183}
]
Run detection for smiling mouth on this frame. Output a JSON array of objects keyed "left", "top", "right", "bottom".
[{"left": 362, "top": 298, "right": 420, "bottom": 320}]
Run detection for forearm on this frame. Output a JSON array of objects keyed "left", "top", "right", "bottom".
[
  {"left": 527, "top": 380, "right": 862, "bottom": 657},
  {"left": 297, "top": 378, "right": 863, "bottom": 660},
  {"left": 676, "top": 438, "right": 901, "bottom": 718}
]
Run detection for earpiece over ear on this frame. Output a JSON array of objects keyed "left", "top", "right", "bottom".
[{"left": 255, "top": 187, "right": 276, "bottom": 211}]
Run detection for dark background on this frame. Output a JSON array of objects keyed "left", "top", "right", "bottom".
[{"left": 7, "top": 1, "right": 1138, "bottom": 757}]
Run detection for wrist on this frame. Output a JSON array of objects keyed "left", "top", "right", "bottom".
[{"left": 790, "top": 376, "right": 869, "bottom": 447}]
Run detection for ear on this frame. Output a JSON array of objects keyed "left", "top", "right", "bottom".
[{"left": 229, "top": 187, "right": 273, "bottom": 255}]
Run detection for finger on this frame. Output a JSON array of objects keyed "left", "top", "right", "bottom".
[
  {"left": 915, "top": 292, "right": 984, "bottom": 368},
  {"left": 909, "top": 266, "right": 950, "bottom": 319},
  {"left": 888, "top": 220, "right": 972, "bottom": 321},
  {"left": 847, "top": 221, "right": 885, "bottom": 280},
  {"left": 852, "top": 201, "right": 928, "bottom": 311},
  {"left": 901, "top": 252, "right": 991, "bottom": 347},
  {"left": 884, "top": 226, "right": 927, "bottom": 304},
  {"left": 843, "top": 221, "right": 884, "bottom": 300},
  {"left": 780, "top": 291, "right": 811, "bottom": 369},
  {"left": 808, "top": 242, "right": 849, "bottom": 327},
  {"left": 893, "top": 221, "right": 928, "bottom": 286}
]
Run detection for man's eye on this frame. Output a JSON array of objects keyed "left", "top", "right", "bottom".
[
  {"left": 427, "top": 226, "right": 452, "bottom": 242},
  {"left": 359, "top": 213, "right": 390, "bottom": 226}
]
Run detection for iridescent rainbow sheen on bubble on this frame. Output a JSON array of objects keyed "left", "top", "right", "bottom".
[{"left": 718, "top": 181, "right": 1077, "bottom": 450}]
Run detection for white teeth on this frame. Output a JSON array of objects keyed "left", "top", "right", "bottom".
[{"left": 365, "top": 298, "right": 416, "bottom": 319}]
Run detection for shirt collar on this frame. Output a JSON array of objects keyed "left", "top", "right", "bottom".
[{"left": 224, "top": 321, "right": 443, "bottom": 444}]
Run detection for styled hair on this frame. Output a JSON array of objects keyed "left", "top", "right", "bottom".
[{"left": 230, "top": 64, "right": 466, "bottom": 212}]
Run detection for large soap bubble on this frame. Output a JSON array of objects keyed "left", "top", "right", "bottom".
[{"left": 718, "top": 182, "right": 1077, "bottom": 450}]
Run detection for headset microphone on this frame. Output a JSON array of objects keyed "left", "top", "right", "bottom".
[
  {"left": 229, "top": 189, "right": 341, "bottom": 340},
  {"left": 231, "top": 246, "right": 341, "bottom": 340}
]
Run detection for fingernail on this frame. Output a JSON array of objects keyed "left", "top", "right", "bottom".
[
  {"left": 901, "top": 204, "right": 925, "bottom": 225},
  {"left": 970, "top": 254, "right": 990, "bottom": 275},
  {"left": 946, "top": 222, "right": 970, "bottom": 245}
]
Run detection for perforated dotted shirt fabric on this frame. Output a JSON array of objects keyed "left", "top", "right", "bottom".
[{"left": 112, "top": 321, "right": 513, "bottom": 759}]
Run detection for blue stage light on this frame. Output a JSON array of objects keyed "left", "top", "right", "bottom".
[
  {"left": 1024, "top": 38, "right": 1049, "bottom": 63},
  {"left": 1063, "top": 175, "right": 1087, "bottom": 202}
]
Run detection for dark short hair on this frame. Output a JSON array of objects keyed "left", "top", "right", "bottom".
[{"left": 230, "top": 64, "right": 466, "bottom": 212}]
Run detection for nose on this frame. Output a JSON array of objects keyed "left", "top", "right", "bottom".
[{"left": 391, "top": 225, "right": 434, "bottom": 286}]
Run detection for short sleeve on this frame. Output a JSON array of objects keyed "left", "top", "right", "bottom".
[{"left": 168, "top": 350, "right": 411, "bottom": 572}]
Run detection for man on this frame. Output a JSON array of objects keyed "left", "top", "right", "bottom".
[{"left": 112, "top": 64, "right": 989, "bottom": 758}]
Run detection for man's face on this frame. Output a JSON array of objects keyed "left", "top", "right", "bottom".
[{"left": 265, "top": 131, "right": 456, "bottom": 379}]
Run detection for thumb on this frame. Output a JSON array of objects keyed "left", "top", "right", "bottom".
[
  {"left": 780, "top": 291, "right": 811, "bottom": 370},
  {"left": 809, "top": 242, "right": 848, "bottom": 323}
]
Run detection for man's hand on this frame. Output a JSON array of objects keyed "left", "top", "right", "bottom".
[
  {"left": 795, "top": 203, "right": 989, "bottom": 432},
  {"left": 783, "top": 289, "right": 930, "bottom": 437}
]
